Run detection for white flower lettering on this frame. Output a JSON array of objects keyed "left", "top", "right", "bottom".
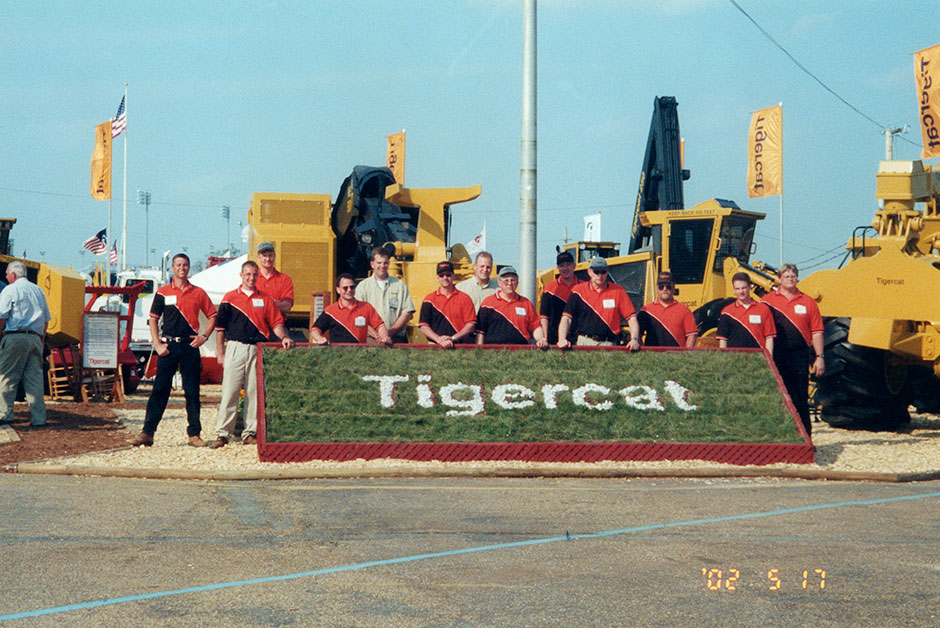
[
  {"left": 492, "top": 384, "right": 536, "bottom": 409},
  {"left": 572, "top": 383, "right": 613, "bottom": 411}
]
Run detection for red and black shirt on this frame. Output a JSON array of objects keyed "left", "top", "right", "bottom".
[
  {"left": 761, "top": 289, "right": 824, "bottom": 352},
  {"left": 562, "top": 281, "right": 636, "bottom": 341},
  {"left": 419, "top": 287, "right": 476, "bottom": 342},
  {"left": 716, "top": 300, "right": 776, "bottom": 348},
  {"left": 312, "top": 298, "right": 385, "bottom": 344},
  {"left": 150, "top": 281, "right": 216, "bottom": 338},
  {"left": 255, "top": 269, "right": 294, "bottom": 303},
  {"left": 639, "top": 300, "right": 697, "bottom": 347},
  {"left": 216, "top": 287, "right": 284, "bottom": 344},
  {"left": 477, "top": 291, "right": 540, "bottom": 345},
  {"left": 539, "top": 276, "right": 582, "bottom": 345}
]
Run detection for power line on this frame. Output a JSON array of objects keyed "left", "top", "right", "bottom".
[
  {"left": 0, "top": 186, "right": 229, "bottom": 210},
  {"left": 728, "top": 0, "right": 918, "bottom": 148}
]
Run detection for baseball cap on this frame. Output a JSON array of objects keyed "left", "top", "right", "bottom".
[
  {"left": 498, "top": 266, "right": 518, "bottom": 277},
  {"left": 257, "top": 241, "right": 275, "bottom": 253},
  {"left": 436, "top": 261, "right": 455, "bottom": 275},
  {"left": 588, "top": 257, "right": 608, "bottom": 271},
  {"left": 556, "top": 251, "right": 574, "bottom": 265},
  {"left": 657, "top": 271, "right": 675, "bottom": 286}
]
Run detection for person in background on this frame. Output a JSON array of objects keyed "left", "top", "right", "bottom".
[
  {"left": 418, "top": 261, "right": 476, "bottom": 348},
  {"left": 311, "top": 274, "right": 391, "bottom": 345},
  {"left": 539, "top": 251, "right": 581, "bottom": 346},
  {"left": 457, "top": 251, "right": 498, "bottom": 311},
  {"left": 0, "top": 261, "right": 51, "bottom": 428},
  {"left": 355, "top": 246, "right": 414, "bottom": 343},
  {"left": 476, "top": 266, "right": 547, "bottom": 347}
]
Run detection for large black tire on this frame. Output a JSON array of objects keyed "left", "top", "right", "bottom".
[
  {"left": 694, "top": 298, "right": 734, "bottom": 336},
  {"left": 816, "top": 317, "right": 911, "bottom": 431}
]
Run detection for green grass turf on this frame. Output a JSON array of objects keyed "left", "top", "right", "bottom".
[{"left": 261, "top": 346, "right": 801, "bottom": 444}]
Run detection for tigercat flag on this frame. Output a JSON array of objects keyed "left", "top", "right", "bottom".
[
  {"left": 746, "top": 104, "right": 782, "bottom": 198},
  {"left": 386, "top": 130, "right": 405, "bottom": 185},
  {"left": 915, "top": 43, "right": 940, "bottom": 159},
  {"left": 90, "top": 120, "right": 112, "bottom": 200}
]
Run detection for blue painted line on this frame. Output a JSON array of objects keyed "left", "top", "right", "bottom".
[{"left": 2, "top": 489, "right": 938, "bottom": 622}]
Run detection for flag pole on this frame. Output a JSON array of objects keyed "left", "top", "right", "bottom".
[
  {"left": 121, "top": 82, "right": 128, "bottom": 271},
  {"left": 778, "top": 101, "right": 783, "bottom": 268}
]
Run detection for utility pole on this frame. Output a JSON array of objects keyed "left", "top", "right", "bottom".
[{"left": 519, "top": 0, "right": 537, "bottom": 301}]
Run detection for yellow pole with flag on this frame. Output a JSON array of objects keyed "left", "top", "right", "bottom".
[
  {"left": 90, "top": 121, "right": 112, "bottom": 200},
  {"left": 747, "top": 103, "right": 783, "bottom": 266},
  {"left": 386, "top": 130, "right": 405, "bottom": 185},
  {"left": 915, "top": 43, "right": 940, "bottom": 159}
]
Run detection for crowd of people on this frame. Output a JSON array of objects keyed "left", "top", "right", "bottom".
[{"left": 121, "top": 243, "right": 822, "bottom": 448}]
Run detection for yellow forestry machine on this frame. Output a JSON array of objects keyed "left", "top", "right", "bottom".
[{"left": 801, "top": 159, "right": 940, "bottom": 430}]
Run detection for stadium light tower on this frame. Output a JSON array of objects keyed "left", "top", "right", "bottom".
[{"left": 137, "top": 190, "right": 151, "bottom": 265}]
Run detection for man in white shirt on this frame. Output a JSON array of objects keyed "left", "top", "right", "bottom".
[
  {"left": 354, "top": 247, "right": 415, "bottom": 343},
  {"left": 456, "top": 251, "right": 498, "bottom": 311}
]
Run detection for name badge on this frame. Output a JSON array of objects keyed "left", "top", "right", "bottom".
[
  {"left": 748, "top": 314, "right": 762, "bottom": 325},
  {"left": 252, "top": 298, "right": 264, "bottom": 308},
  {"left": 389, "top": 298, "right": 399, "bottom": 309},
  {"left": 164, "top": 295, "right": 178, "bottom": 306},
  {"left": 603, "top": 299, "right": 615, "bottom": 309},
  {"left": 515, "top": 307, "right": 527, "bottom": 316},
  {"left": 355, "top": 316, "right": 366, "bottom": 327},
  {"left": 794, "top": 304, "right": 807, "bottom": 315}
]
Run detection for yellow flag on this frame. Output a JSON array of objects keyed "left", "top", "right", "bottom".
[
  {"left": 90, "top": 120, "right": 112, "bottom": 200},
  {"left": 915, "top": 43, "right": 940, "bottom": 159},
  {"left": 746, "top": 105, "right": 782, "bottom": 198},
  {"left": 386, "top": 130, "right": 405, "bottom": 185}
]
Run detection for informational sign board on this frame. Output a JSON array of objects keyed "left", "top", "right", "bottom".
[{"left": 82, "top": 311, "right": 119, "bottom": 369}]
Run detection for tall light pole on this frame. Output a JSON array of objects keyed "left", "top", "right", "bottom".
[
  {"left": 519, "top": 0, "right": 537, "bottom": 301},
  {"left": 220, "top": 205, "right": 231, "bottom": 253},
  {"left": 137, "top": 190, "right": 151, "bottom": 265}
]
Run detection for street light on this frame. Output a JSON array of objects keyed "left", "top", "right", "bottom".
[
  {"left": 220, "top": 205, "right": 230, "bottom": 253},
  {"left": 137, "top": 190, "right": 152, "bottom": 265}
]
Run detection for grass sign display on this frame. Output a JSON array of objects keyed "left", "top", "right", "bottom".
[{"left": 257, "top": 345, "right": 813, "bottom": 465}]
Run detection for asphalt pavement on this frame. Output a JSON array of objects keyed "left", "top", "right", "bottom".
[{"left": 0, "top": 475, "right": 938, "bottom": 627}]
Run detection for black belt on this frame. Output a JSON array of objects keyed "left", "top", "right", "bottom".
[
  {"left": 161, "top": 335, "right": 195, "bottom": 343},
  {"left": 5, "top": 330, "right": 40, "bottom": 336},
  {"left": 579, "top": 333, "right": 615, "bottom": 342}
]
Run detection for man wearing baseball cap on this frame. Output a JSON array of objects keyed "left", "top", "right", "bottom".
[
  {"left": 558, "top": 257, "right": 640, "bottom": 350},
  {"left": 418, "top": 261, "right": 477, "bottom": 348},
  {"left": 539, "top": 250, "right": 582, "bottom": 346},
  {"left": 254, "top": 241, "right": 294, "bottom": 318},
  {"left": 638, "top": 271, "right": 698, "bottom": 347},
  {"left": 477, "top": 266, "right": 547, "bottom": 347}
]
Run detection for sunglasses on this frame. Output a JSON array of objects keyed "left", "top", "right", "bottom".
[
  {"left": 338, "top": 285, "right": 355, "bottom": 291},
  {"left": 437, "top": 272, "right": 454, "bottom": 277},
  {"left": 658, "top": 283, "right": 674, "bottom": 289}
]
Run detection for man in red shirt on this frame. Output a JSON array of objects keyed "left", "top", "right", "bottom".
[
  {"left": 476, "top": 266, "right": 547, "bottom": 347},
  {"left": 133, "top": 253, "right": 217, "bottom": 447},
  {"left": 210, "top": 261, "right": 294, "bottom": 448},
  {"left": 717, "top": 272, "right": 775, "bottom": 352},
  {"left": 539, "top": 251, "right": 581, "bottom": 346},
  {"left": 310, "top": 274, "right": 391, "bottom": 345},
  {"left": 419, "top": 261, "right": 476, "bottom": 348},
  {"left": 255, "top": 241, "right": 294, "bottom": 318},
  {"left": 558, "top": 257, "right": 640, "bottom": 351},
  {"left": 762, "top": 263, "right": 824, "bottom": 435},
  {"left": 639, "top": 271, "right": 698, "bottom": 347}
]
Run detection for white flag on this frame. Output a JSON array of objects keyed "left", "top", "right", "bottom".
[
  {"left": 465, "top": 223, "right": 486, "bottom": 257},
  {"left": 583, "top": 212, "right": 601, "bottom": 241}
]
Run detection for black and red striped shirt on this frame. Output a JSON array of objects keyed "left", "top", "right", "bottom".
[
  {"left": 716, "top": 300, "right": 776, "bottom": 348},
  {"left": 216, "top": 287, "right": 284, "bottom": 344},
  {"left": 478, "top": 291, "right": 540, "bottom": 345},
  {"left": 639, "top": 300, "right": 697, "bottom": 347},
  {"left": 419, "top": 287, "right": 476, "bottom": 341},
  {"left": 562, "top": 281, "right": 636, "bottom": 341},
  {"left": 761, "top": 289, "right": 823, "bottom": 351},
  {"left": 312, "top": 298, "right": 385, "bottom": 344},
  {"left": 539, "top": 276, "right": 581, "bottom": 345},
  {"left": 150, "top": 281, "right": 216, "bottom": 337}
]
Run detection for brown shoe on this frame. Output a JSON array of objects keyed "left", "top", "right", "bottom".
[
  {"left": 131, "top": 432, "right": 154, "bottom": 447},
  {"left": 242, "top": 435, "right": 257, "bottom": 445},
  {"left": 209, "top": 437, "right": 228, "bottom": 449},
  {"left": 188, "top": 436, "right": 207, "bottom": 447}
]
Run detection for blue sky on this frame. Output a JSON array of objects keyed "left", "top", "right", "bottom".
[{"left": 1, "top": 0, "right": 937, "bottom": 274}]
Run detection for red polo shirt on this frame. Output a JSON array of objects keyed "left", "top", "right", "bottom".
[
  {"left": 216, "top": 287, "right": 284, "bottom": 344},
  {"left": 761, "top": 288, "right": 823, "bottom": 351},
  {"left": 150, "top": 281, "right": 216, "bottom": 337},
  {"left": 419, "top": 287, "right": 476, "bottom": 341},
  {"left": 312, "top": 298, "right": 385, "bottom": 344},
  {"left": 562, "top": 281, "right": 636, "bottom": 340},
  {"left": 255, "top": 269, "right": 294, "bottom": 303},
  {"left": 717, "top": 299, "right": 776, "bottom": 348},
  {"left": 539, "top": 276, "right": 582, "bottom": 344},
  {"left": 639, "top": 300, "right": 697, "bottom": 347},
  {"left": 478, "top": 291, "right": 540, "bottom": 344}
]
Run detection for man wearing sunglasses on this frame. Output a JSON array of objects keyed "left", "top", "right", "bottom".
[
  {"left": 557, "top": 257, "right": 640, "bottom": 351},
  {"left": 638, "top": 271, "right": 698, "bottom": 348},
  {"left": 310, "top": 274, "right": 391, "bottom": 345},
  {"left": 418, "top": 261, "right": 477, "bottom": 348}
]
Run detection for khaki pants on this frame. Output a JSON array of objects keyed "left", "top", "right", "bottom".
[
  {"left": 576, "top": 335, "right": 614, "bottom": 347},
  {"left": 0, "top": 333, "right": 46, "bottom": 425},
  {"left": 215, "top": 341, "right": 258, "bottom": 440}
]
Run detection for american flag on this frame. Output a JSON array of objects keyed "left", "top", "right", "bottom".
[
  {"left": 83, "top": 229, "right": 107, "bottom": 255},
  {"left": 111, "top": 96, "right": 126, "bottom": 138},
  {"left": 109, "top": 244, "right": 118, "bottom": 265}
]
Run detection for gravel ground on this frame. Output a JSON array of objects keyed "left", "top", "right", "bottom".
[{"left": 12, "top": 383, "right": 940, "bottom": 480}]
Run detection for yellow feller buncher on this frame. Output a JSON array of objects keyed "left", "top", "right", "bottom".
[{"left": 800, "top": 159, "right": 940, "bottom": 430}]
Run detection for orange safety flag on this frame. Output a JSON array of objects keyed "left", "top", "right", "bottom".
[
  {"left": 386, "top": 130, "right": 405, "bottom": 185},
  {"left": 915, "top": 43, "right": 940, "bottom": 159},
  {"left": 746, "top": 104, "right": 782, "bottom": 198},
  {"left": 90, "top": 120, "right": 112, "bottom": 200}
]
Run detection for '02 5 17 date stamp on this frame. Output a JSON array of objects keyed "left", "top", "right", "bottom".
[{"left": 700, "top": 568, "right": 827, "bottom": 591}]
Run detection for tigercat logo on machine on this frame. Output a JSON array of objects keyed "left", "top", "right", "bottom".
[{"left": 876, "top": 277, "right": 904, "bottom": 286}]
